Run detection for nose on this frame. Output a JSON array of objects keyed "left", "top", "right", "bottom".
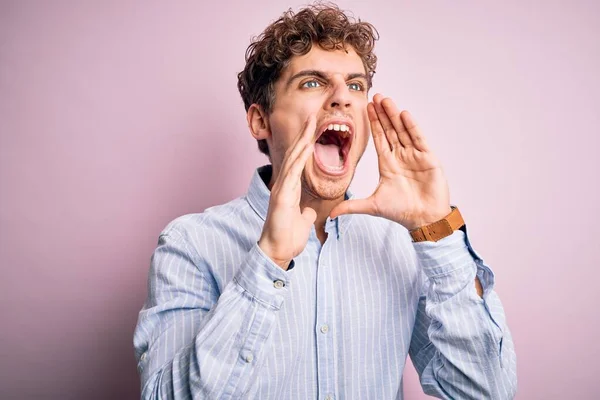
[{"left": 325, "top": 79, "right": 352, "bottom": 111}]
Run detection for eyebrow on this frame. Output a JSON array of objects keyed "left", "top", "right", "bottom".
[{"left": 285, "top": 70, "right": 369, "bottom": 88}]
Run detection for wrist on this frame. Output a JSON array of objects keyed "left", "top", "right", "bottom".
[
  {"left": 409, "top": 206, "right": 464, "bottom": 243},
  {"left": 257, "top": 239, "right": 292, "bottom": 270},
  {"left": 405, "top": 206, "right": 453, "bottom": 231}
]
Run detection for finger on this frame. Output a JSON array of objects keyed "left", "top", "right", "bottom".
[
  {"left": 329, "top": 198, "right": 377, "bottom": 219},
  {"left": 367, "top": 103, "right": 391, "bottom": 154},
  {"left": 279, "top": 115, "right": 317, "bottom": 177},
  {"left": 280, "top": 141, "right": 314, "bottom": 192},
  {"left": 301, "top": 207, "right": 317, "bottom": 227},
  {"left": 380, "top": 98, "right": 414, "bottom": 148},
  {"left": 287, "top": 114, "right": 317, "bottom": 162},
  {"left": 400, "top": 110, "right": 429, "bottom": 152},
  {"left": 289, "top": 140, "right": 315, "bottom": 179},
  {"left": 373, "top": 93, "right": 384, "bottom": 104},
  {"left": 300, "top": 113, "right": 319, "bottom": 144},
  {"left": 373, "top": 94, "right": 401, "bottom": 150}
]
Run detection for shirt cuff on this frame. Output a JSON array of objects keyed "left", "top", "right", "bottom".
[
  {"left": 413, "top": 227, "right": 495, "bottom": 293},
  {"left": 233, "top": 243, "right": 293, "bottom": 310}
]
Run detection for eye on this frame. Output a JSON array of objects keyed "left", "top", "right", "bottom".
[
  {"left": 301, "top": 80, "right": 321, "bottom": 89},
  {"left": 348, "top": 82, "right": 364, "bottom": 91}
]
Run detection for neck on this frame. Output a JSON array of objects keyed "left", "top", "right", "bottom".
[{"left": 299, "top": 189, "right": 344, "bottom": 234}]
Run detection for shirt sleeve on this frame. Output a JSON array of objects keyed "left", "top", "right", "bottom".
[
  {"left": 133, "top": 227, "right": 291, "bottom": 399},
  {"left": 408, "top": 227, "right": 518, "bottom": 399}
]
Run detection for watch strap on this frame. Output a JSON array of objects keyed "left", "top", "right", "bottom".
[{"left": 410, "top": 206, "right": 465, "bottom": 242}]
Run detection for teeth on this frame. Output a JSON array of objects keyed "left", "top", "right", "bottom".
[{"left": 323, "top": 123, "right": 351, "bottom": 134}]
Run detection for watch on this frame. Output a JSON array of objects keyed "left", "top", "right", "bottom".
[{"left": 409, "top": 206, "right": 465, "bottom": 242}]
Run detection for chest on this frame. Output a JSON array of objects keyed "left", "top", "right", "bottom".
[{"left": 251, "top": 234, "right": 421, "bottom": 397}]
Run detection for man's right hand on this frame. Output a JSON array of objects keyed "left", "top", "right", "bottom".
[{"left": 258, "top": 115, "right": 318, "bottom": 270}]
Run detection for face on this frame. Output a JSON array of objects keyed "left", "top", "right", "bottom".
[{"left": 263, "top": 45, "right": 370, "bottom": 201}]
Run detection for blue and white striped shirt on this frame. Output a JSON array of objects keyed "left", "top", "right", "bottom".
[{"left": 134, "top": 165, "right": 517, "bottom": 399}]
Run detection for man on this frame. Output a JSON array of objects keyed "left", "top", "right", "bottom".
[{"left": 134, "top": 4, "right": 517, "bottom": 399}]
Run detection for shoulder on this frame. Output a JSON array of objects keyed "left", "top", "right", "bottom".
[
  {"left": 157, "top": 196, "right": 259, "bottom": 257},
  {"left": 163, "top": 196, "right": 255, "bottom": 234}
]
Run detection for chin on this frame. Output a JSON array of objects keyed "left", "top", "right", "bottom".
[{"left": 301, "top": 163, "right": 354, "bottom": 201}]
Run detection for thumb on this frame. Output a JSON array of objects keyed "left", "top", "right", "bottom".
[
  {"left": 301, "top": 207, "right": 317, "bottom": 228},
  {"left": 330, "top": 198, "right": 376, "bottom": 219}
]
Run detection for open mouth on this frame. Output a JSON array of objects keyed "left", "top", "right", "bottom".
[{"left": 313, "top": 122, "right": 353, "bottom": 175}]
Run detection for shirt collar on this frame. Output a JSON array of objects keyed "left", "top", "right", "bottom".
[
  {"left": 246, "top": 165, "right": 272, "bottom": 222},
  {"left": 246, "top": 165, "right": 354, "bottom": 238}
]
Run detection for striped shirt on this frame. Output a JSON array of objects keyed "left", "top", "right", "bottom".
[{"left": 133, "top": 165, "right": 517, "bottom": 399}]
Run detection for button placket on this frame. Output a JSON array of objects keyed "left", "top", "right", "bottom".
[{"left": 315, "top": 235, "right": 337, "bottom": 400}]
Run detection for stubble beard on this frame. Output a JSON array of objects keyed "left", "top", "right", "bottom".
[{"left": 300, "top": 161, "right": 356, "bottom": 202}]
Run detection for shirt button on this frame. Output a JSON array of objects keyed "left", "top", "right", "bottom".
[
  {"left": 320, "top": 324, "right": 329, "bottom": 334},
  {"left": 325, "top": 395, "right": 334, "bottom": 400},
  {"left": 140, "top": 352, "right": 147, "bottom": 361},
  {"left": 244, "top": 353, "right": 254, "bottom": 363},
  {"left": 273, "top": 280, "right": 285, "bottom": 289}
]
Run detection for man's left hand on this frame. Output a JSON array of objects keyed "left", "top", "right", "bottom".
[{"left": 330, "top": 93, "right": 452, "bottom": 231}]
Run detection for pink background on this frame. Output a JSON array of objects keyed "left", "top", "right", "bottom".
[{"left": 1, "top": 1, "right": 598, "bottom": 398}]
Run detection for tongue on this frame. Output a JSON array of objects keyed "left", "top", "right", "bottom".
[{"left": 315, "top": 143, "right": 342, "bottom": 168}]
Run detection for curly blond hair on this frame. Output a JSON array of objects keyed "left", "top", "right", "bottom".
[{"left": 237, "top": 3, "right": 379, "bottom": 156}]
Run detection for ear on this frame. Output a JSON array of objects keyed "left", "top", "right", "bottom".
[{"left": 247, "top": 104, "right": 271, "bottom": 140}]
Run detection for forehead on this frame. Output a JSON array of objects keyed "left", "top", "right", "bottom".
[{"left": 280, "top": 45, "right": 366, "bottom": 79}]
